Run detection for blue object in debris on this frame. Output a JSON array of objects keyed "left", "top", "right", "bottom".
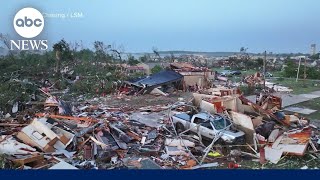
[{"left": 273, "top": 111, "right": 285, "bottom": 120}]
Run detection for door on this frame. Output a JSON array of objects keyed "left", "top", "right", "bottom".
[{"left": 192, "top": 117, "right": 215, "bottom": 139}]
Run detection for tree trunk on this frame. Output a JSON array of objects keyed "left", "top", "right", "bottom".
[{"left": 55, "top": 50, "right": 61, "bottom": 75}]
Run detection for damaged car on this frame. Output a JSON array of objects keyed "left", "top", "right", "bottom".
[{"left": 169, "top": 104, "right": 245, "bottom": 145}]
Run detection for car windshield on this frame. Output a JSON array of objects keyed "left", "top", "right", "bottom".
[{"left": 209, "top": 115, "right": 227, "bottom": 130}]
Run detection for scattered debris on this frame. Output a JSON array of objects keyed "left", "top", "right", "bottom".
[
  {"left": 0, "top": 136, "right": 37, "bottom": 155},
  {"left": 49, "top": 160, "right": 78, "bottom": 170},
  {"left": 0, "top": 70, "right": 319, "bottom": 169},
  {"left": 191, "top": 162, "right": 219, "bottom": 169}
]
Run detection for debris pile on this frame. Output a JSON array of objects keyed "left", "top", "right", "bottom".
[
  {"left": 0, "top": 76, "right": 319, "bottom": 170},
  {"left": 242, "top": 72, "right": 293, "bottom": 93}
]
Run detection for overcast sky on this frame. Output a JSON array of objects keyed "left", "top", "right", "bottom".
[{"left": 1, "top": 0, "right": 320, "bottom": 53}]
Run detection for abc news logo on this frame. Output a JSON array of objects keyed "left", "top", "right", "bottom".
[
  {"left": 15, "top": 16, "right": 43, "bottom": 28},
  {"left": 10, "top": 7, "right": 48, "bottom": 50}
]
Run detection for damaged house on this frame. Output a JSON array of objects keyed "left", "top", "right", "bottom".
[
  {"left": 125, "top": 70, "right": 184, "bottom": 95},
  {"left": 170, "top": 62, "right": 216, "bottom": 90}
]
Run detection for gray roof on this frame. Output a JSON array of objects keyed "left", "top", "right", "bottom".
[{"left": 132, "top": 70, "right": 183, "bottom": 88}]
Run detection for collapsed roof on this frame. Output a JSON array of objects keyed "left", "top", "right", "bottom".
[{"left": 131, "top": 70, "right": 183, "bottom": 89}]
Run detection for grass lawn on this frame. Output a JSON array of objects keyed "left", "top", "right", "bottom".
[
  {"left": 212, "top": 67, "right": 320, "bottom": 95},
  {"left": 271, "top": 71, "right": 283, "bottom": 77},
  {"left": 289, "top": 97, "right": 320, "bottom": 120},
  {"left": 271, "top": 78, "right": 320, "bottom": 94},
  {"left": 238, "top": 154, "right": 320, "bottom": 169},
  {"left": 212, "top": 67, "right": 227, "bottom": 72}
]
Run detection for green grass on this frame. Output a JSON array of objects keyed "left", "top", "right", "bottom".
[
  {"left": 212, "top": 67, "right": 226, "bottom": 72},
  {"left": 289, "top": 97, "right": 320, "bottom": 120},
  {"left": 241, "top": 69, "right": 258, "bottom": 76},
  {"left": 212, "top": 67, "right": 320, "bottom": 95},
  {"left": 270, "top": 71, "right": 283, "bottom": 77},
  {"left": 238, "top": 154, "right": 320, "bottom": 169},
  {"left": 271, "top": 78, "right": 320, "bottom": 94},
  {"left": 204, "top": 152, "right": 320, "bottom": 169}
]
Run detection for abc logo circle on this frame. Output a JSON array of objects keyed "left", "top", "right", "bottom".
[{"left": 13, "top": 7, "right": 44, "bottom": 38}]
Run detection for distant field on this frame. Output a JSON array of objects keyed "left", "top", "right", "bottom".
[
  {"left": 271, "top": 78, "right": 320, "bottom": 94},
  {"left": 212, "top": 67, "right": 320, "bottom": 96},
  {"left": 212, "top": 67, "right": 283, "bottom": 82}
]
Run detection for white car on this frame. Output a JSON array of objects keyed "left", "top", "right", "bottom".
[{"left": 171, "top": 111, "right": 245, "bottom": 144}]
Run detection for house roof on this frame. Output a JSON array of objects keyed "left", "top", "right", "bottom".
[
  {"left": 127, "top": 66, "right": 145, "bottom": 70},
  {"left": 170, "top": 62, "right": 195, "bottom": 69},
  {"left": 132, "top": 70, "right": 183, "bottom": 88},
  {"left": 146, "top": 62, "right": 170, "bottom": 69}
]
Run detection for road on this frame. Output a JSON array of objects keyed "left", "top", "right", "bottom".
[{"left": 246, "top": 90, "right": 320, "bottom": 107}]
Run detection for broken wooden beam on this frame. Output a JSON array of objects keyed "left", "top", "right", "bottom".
[
  {"left": 0, "top": 123, "right": 29, "bottom": 127},
  {"left": 35, "top": 113, "right": 98, "bottom": 123}
]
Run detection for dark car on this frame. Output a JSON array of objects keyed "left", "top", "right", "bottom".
[{"left": 231, "top": 70, "right": 241, "bottom": 75}]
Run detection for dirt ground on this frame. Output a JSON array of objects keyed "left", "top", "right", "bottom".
[{"left": 91, "top": 91, "right": 194, "bottom": 109}]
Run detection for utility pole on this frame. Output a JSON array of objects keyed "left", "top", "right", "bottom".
[
  {"left": 304, "top": 57, "right": 307, "bottom": 86},
  {"left": 263, "top": 51, "right": 266, "bottom": 90},
  {"left": 296, "top": 58, "right": 301, "bottom": 82}
]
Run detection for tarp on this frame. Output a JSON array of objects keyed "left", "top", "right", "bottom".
[{"left": 131, "top": 70, "right": 183, "bottom": 88}]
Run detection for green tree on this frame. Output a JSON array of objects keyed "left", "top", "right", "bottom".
[
  {"left": 139, "top": 55, "right": 148, "bottom": 63},
  {"left": 244, "top": 60, "right": 256, "bottom": 70},
  {"left": 128, "top": 54, "right": 139, "bottom": 65},
  {"left": 283, "top": 61, "right": 297, "bottom": 78},
  {"left": 93, "top": 41, "right": 112, "bottom": 63},
  {"left": 307, "top": 67, "right": 320, "bottom": 79},
  {"left": 75, "top": 49, "right": 94, "bottom": 61},
  {"left": 257, "top": 58, "right": 263, "bottom": 67},
  {"left": 151, "top": 65, "right": 163, "bottom": 74}
]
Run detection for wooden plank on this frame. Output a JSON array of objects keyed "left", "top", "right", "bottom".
[
  {"left": 13, "top": 154, "right": 44, "bottom": 166},
  {"left": 35, "top": 113, "right": 98, "bottom": 123},
  {"left": 0, "top": 123, "right": 28, "bottom": 127}
]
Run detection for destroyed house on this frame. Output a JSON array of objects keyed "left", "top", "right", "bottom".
[
  {"left": 126, "top": 66, "right": 147, "bottom": 75},
  {"left": 130, "top": 70, "right": 183, "bottom": 93},
  {"left": 170, "top": 62, "right": 215, "bottom": 89}
]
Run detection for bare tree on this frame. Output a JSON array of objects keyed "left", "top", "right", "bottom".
[
  {"left": 240, "top": 47, "right": 249, "bottom": 60},
  {"left": 240, "top": 47, "right": 248, "bottom": 54},
  {"left": 0, "top": 33, "right": 13, "bottom": 56},
  {"left": 53, "top": 44, "right": 62, "bottom": 75},
  {"left": 94, "top": 41, "right": 111, "bottom": 64},
  {"left": 152, "top": 47, "right": 161, "bottom": 61},
  {"left": 69, "top": 41, "right": 80, "bottom": 53},
  {"left": 53, "top": 39, "right": 72, "bottom": 75},
  {"left": 0, "top": 33, "right": 10, "bottom": 49},
  {"left": 170, "top": 52, "right": 175, "bottom": 63},
  {"left": 110, "top": 43, "right": 125, "bottom": 62}
]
